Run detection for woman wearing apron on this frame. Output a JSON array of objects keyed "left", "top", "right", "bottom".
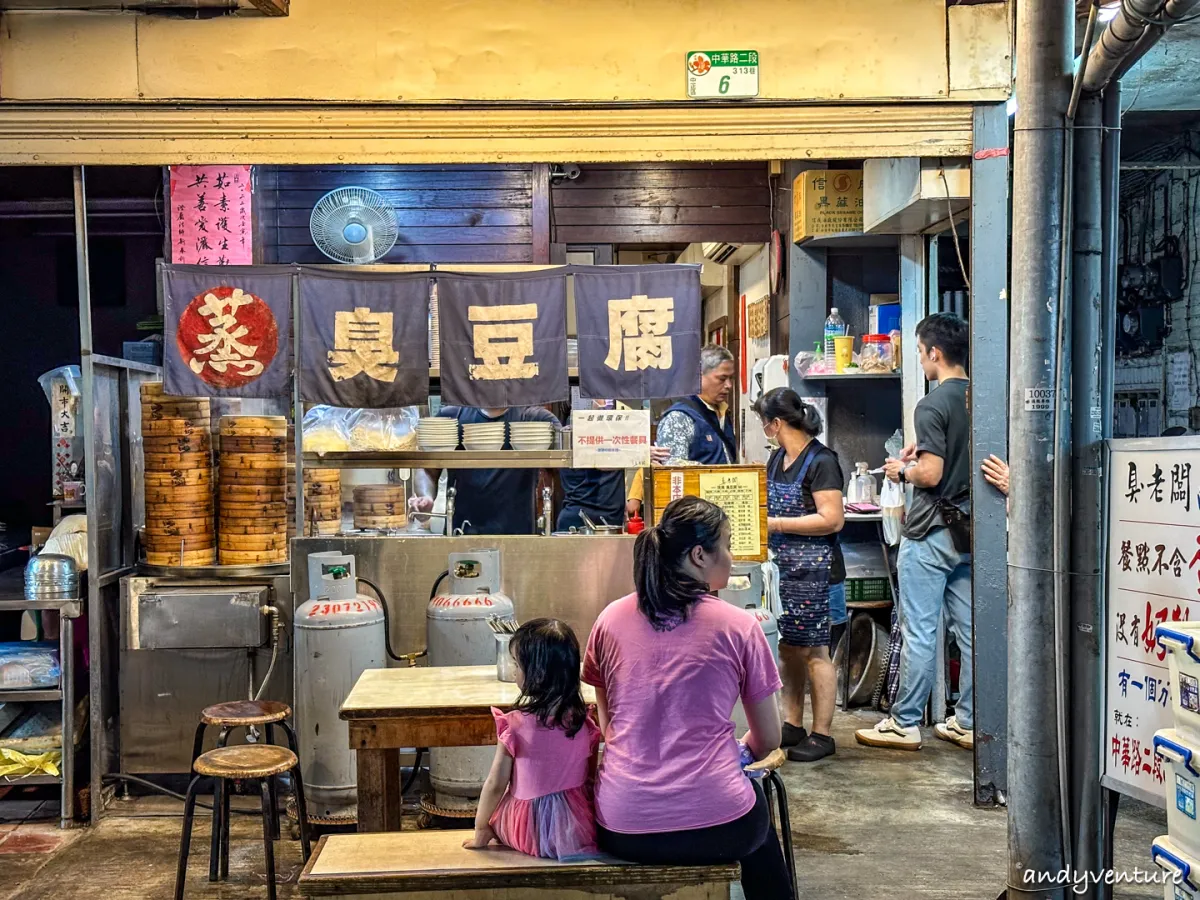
[{"left": 752, "top": 388, "right": 846, "bottom": 762}]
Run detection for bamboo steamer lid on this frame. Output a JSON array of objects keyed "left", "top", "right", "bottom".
[
  {"left": 219, "top": 484, "right": 287, "bottom": 501},
  {"left": 219, "top": 436, "right": 289, "bottom": 454},
  {"left": 142, "top": 419, "right": 206, "bottom": 438},
  {"left": 287, "top": 468, "right": 340, "bottom": 484},
  {"left": 143, "top": 535, "right": 215, "bottom": 553},
  {"left": 218, "top": 469, "right": 288, "bottom": 486},
  {"left": 220, "top": 500, "right": 288, "bottom": 514},
  {"left": 144, "top": 517, "right": 214, "bottom": 536},
  {"left": 143, "top": 401, "right": 210, "bottom": 418},
  {"left": 286, "top": 483, "right": 339, "bottom": 498},
  {"left": 220, "top": 416, "right": 287, "bottom": 436},
  {"left": 145, "top": 548, "right": 217, "bottom": 567},
  {"left": 353, "top": 485, "right": 406, "bottom": 498},
  {"left": 145, "top": 497, "right": 215, "bottom": 513},
  {"left": 290, "top": 520, "right": 342, "bottom": 538},
  {"left": 218, "top": 534, "right": 288, "bottom": 551},
  {"left": 353, "top": 501, "right": 406, "bottom": 514},
  {"left": 145, "top": 486, "right": 213, "bottom": 504},
  {"left": 145, "top": 451, "right": 213, "bottom": 471},
  {"left": 144, "top": 435, "right": 212, "bottom": 455},
  {"left": 217, "top": 453, "right": 288, "bottom": 468},
  {"left": 353, "top": 515, "right": 407, "bottom": 529},
  {"left": 219, "top": 548, "right": 288, "bottom": 565},
  {"left": 145, "top": 469, "right": 212, "bottom": 488},
  {"left": 220, "top": 521, "right": 289, "bottom": 536}
]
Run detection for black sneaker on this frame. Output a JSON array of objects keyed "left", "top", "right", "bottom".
[
  {"left": 787, "top": 733, "right": 836, "bottom": 762},
  {"left": 781, "top": 722, "right": 808, "bottom": 748}
]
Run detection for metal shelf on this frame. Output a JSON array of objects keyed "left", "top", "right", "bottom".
[
  {"left": 795, "top": 232, "right": 900, "bottom": 250},
  {"left": 0, "top": 689, "right": 62, "bottom": 703},
  {"left": 1, "top": 774, "right": 62, "bottom": 786},
  {"left": 302, "top": 450, "right": 573, "bottom": 470},
  {"left": 800, "top": 373, "right": 901, "bottom": 382},
  {"left": 0, "top": 599, "right": 81, "bottom": 616}
]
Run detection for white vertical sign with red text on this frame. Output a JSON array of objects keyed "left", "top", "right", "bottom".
[{"left": 1104, "top": 438, "right": 1200, "bottom": 806}]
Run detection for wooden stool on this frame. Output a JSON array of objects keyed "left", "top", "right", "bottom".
[
  {"left": 190, "top": 700, "right": 297, "bottom": 850},
  {"left": 175, "top": 745, "right": 311, "bottom": 900},
  {"left": 744, "top": 748, "right": 796, "bottom": 894}
]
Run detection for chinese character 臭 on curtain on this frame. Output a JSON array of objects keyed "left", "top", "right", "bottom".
[
  {"left": 436, "top": 270, "right": 569, "bottom": 408},
  {"left": 298, "top": 267, "right": 430, "bottom": 408},
  {"left": 572, "top": 264, "right": 702, "bottom": 400},
  {"left": 162, "top": 265, "right": 292, "bottom": 398}
]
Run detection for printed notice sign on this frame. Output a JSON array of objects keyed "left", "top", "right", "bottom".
[
  {"left": 1024, "top": 387, "right": 1054, "bottom": 412},
  {"left": 698, "top": 470, "right": 762, "bottom": 558},
  {"left": 1103, "top": 437, "right": 1200, "bottom": 807},
  {"left": 686, "top": 50, "right": 759, "bottom": 99},
  {"left": 571, "top": 409, "right": 651, "bottom": 469}
]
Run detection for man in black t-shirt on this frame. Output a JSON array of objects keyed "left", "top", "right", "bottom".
[{"left": 856, "top": 313, "right": 974, "bottom": 753}]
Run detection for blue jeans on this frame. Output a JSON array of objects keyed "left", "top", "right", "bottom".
[
  {"left": 828, "top": 581, "right": 847, "bottom": 626},
  {"left": 890, "top": 527, "right": 973, "bottom": 730}
]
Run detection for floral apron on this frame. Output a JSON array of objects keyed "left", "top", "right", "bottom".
[{"left": 768, "top": 445, "right": 833, "bottom": 647}]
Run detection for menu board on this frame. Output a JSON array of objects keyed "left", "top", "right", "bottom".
[
  {"left": 650, "top": 465, "right": 767, "bottom": 561},
  {"left": 699, "top": 470, "right": 762, "bottom": 558},
  {"left": 1103, "top": 437, "right": 1200, "bottom": 807}
]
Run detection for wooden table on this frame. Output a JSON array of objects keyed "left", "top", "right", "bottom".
[{"left": 340, "top": 665, "right": 597, "bottom": 833}]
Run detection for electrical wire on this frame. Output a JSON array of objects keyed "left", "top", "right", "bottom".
[
  {"left": 253, "top": 606, "right": 281, "bottom": 702},
  {"left": 938, "top": 162, "right": 971, "bottom": 291}
]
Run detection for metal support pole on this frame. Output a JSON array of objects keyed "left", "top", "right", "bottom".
[
  {"left": 73, "top": 166, "right": 104, "bottom": 824},
  {"left": 1069, "top": 92, "right": 1105, "bottom": 900},
  {"left": 1097, "top": 82, "right": 1123, "bottom": 900},
  {"left": 971, "top": 102, "right": 1011, "bottom": 807},
  {"left": 1008, "top": 0, "right": 1072, "bottom": 895},
  {"left": 292, "top": 272, "right": 305, "bottom": 535}
]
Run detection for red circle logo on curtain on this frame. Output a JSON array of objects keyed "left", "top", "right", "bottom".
[{"left": 175, "top": 286, "right": 279, "bottom": 389}]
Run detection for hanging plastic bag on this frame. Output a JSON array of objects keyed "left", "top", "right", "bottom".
[{"left": 880, "top": 478, "right": 905, "bottom": 546}]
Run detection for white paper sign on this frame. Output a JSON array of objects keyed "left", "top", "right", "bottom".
[
  {"left": 571, "top": 409, "right": 650, "bottom": 469},
  {"left": 52, "top": 381, "right": 75, "bottom": 438},
  {"left": 1023, "top": 387, "right": 1054, "bottom": 412},
  {"left": 1104, "top": 438, "right": 1200, "bottom": 806},
  {"left": 1169, "top": 352, "right": 1192, "bottom": 411}
]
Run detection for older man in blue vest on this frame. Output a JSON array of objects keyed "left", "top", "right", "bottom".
[{"left": 655, "top": 344, "right": 739, "bottom": 464}]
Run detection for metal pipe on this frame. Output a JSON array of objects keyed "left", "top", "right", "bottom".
[
  {"left": 1120, "top": 163, "right": 1200, "bottom": 171},
  {"left": 1069, "top": 91, "right": 1106, "bottom": 900},
  {"left": 73, "top": 165, "right": 103, "bottom": 825},
  {"left": 1082, "top": 0, "right": 1200, "bottom": 94},
  {"left": 1096, "top": 82, "right": 1123, "bottom": 900},
  {"left": 292, "top": 272, "right": 305, "bottom": 535},
  {"left": 1008, "top": 0, "right": 1072, "bottom": 894},
  {"left": 1068, "top": 1, "right": 1100, "bottom": 121}
]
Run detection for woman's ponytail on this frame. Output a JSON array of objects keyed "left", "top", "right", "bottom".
[{"left": 633, "top": 496, "right": 727, "bottom": 631}]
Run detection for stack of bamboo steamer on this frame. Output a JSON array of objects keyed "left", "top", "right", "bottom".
[
  {"left": 141, "top": 383, "right": 214, "bottom": 566},
  {"left": 353, "top": 484, "right": 407, "bottom": 531},
  {"left": 286, "top": 425, "right": 342, "bottom": 538},
  {"left": 218, "top": 416, "right": 289, "bottom": 565}
]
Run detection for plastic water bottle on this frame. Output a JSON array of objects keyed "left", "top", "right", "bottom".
[{"left": 824, "top": 308, "right": 845, "bottom": 364}]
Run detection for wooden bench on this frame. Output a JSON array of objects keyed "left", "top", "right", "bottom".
[{"left": 299, "top": 829, "right": 740, "bottom": 899}]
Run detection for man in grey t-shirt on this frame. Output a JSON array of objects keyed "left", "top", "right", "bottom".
[{"left": 856, "top": 313, "right": 974, "bottom": 752}]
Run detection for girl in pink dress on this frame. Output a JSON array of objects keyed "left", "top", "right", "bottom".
[{"left": 463, "top": 618, "right": 601, "bottom": 861}]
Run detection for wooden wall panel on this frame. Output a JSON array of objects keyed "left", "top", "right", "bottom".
[
  {"left": 551, "top": 163, "right": 771, "bottom": 246},
  {"left": 258, "top": 165, "right": 535, "bottom": 265}
]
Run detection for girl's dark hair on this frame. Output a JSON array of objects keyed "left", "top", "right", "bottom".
[
  {"left": 511, "top": 618, "right": 588, "bottom": 738},
  {"left": 751, "top": 387, "right": 823, "bottom": 437},
  {"left": 634, "top": 495, "right": 728, "bottom": 632}
]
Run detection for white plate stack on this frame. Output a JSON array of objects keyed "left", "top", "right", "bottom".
[
  {"left": 462, "top": 422, "right": 507, "bottom": 451},
  {"left": 508, "top": 421, "right": 555, "bottom": 451},
  {"left": 417, "top": 417, "right": 459, "bottom": 451},
  {"left": 429, "top": 290, "right": 440, "bottom": 369}
]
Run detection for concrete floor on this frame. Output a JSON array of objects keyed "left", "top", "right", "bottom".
[{"left": 0, "top": 709, "right": 1169, "bottom": 900}]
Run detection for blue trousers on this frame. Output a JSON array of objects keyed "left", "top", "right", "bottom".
[{"left": 890, "top": 527, "right": 973, "bottom": 730}]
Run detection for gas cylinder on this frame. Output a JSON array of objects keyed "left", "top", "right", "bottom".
[
  {"left": 295, "top": 551, "right": 386, "bottom": 821},
  {"left": 426, "top": 549, "right": 515, "bottom": 813}
]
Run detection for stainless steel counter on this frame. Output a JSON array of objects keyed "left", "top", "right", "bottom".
[{"left": 290, "top": 535, "right": 636, "bottom": 658}]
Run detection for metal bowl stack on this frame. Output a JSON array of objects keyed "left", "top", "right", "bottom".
[{"left": 24, "top": 553, "right": 80, "bottom": 601}]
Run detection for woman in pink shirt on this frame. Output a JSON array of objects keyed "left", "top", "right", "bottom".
[{"left": 583, "top": 496, "right": 792, "bottom": 900}]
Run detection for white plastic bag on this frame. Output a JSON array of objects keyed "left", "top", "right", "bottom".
[{"left": 880, "top": 478, "right": 905, "bottom": 546}]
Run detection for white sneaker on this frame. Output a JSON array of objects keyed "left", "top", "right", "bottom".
[
  {"left": 854, "top": 716, "right": 921, "bottom": 751},
  {"left": 934, "top": 716, "right": 974, "bottom": 750}
]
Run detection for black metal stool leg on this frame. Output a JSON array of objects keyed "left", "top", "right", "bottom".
[
  {"left": 840, "top": 613, "right": 854, "bottom": 711},
  {"left": 208, "top": 778, "right": 223, "bottom": 882},
  {"left": 220, "top": 777, "right": 231, "bottom": 880},
  {"left": 189, "top": 722, "right": 207, "bottom": 769},
  {"left": 175, "top": 775, "right": 202, "bottom": 900},
  {"left": 767, "top": 770, "right": 797, "bottom": 895},
  {"left": 290, "top": 762, "right": 312, "bottom": 861},
  {"left": 259, "top": 779, "right": 277, "bottom": 900},
  {"left": 265, "top": 724, "right": 281, "bottom": 840},
  {"left": 279, "top": 720, "right": 300, "bottom": 756}
]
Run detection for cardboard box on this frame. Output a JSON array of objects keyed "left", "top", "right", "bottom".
[{"left": 792, "top": 169, "right": 864, "bottom": 243}]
